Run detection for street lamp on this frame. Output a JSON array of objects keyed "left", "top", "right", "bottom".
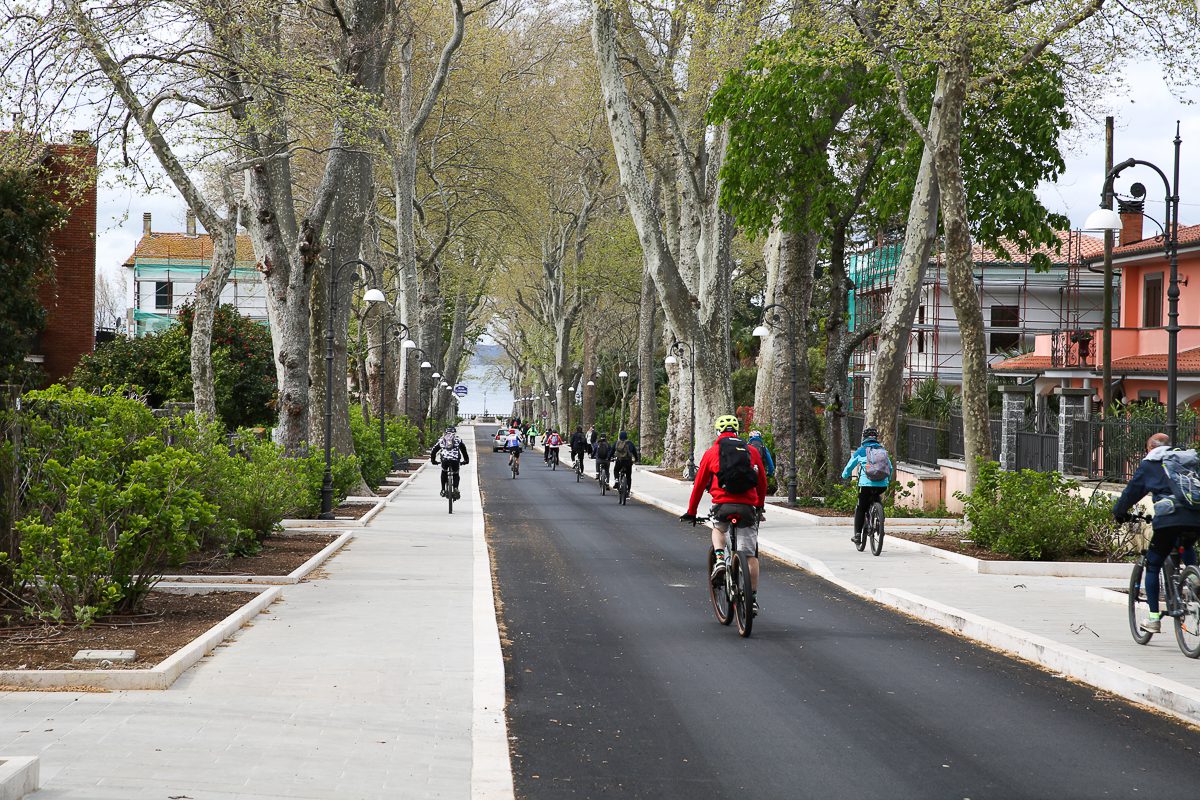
[
  {"left": 665, "top": 342, "right": 697, "bottom": 479},
  {"left": 754, "top": 303, "right": 798, "bottom": 506},
  {"left": 375, "top": 321, "right": 411, "bottom": 459},
  {"left": 321, "top": 257, "right": 385, "bottom": 519},
  {"left": 1084, "top": 123, "right": 1183, "bottom": 441}
]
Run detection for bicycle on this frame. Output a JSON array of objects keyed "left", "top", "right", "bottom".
[
  {"left": 508, "top": 449, "right": 520, "bottom": 479},
  {"left": 597, "top": 459, "right": 610, "bottom": 495},
  {"left": 616, "top": 463, "right": 631, "bottom": 505},
  {"left": 439, "top": 460, "right": 460, "bottom": 514},
  {"left": 574, "top": 452, "right": 585, "bottom": 482},
  {"left": 1125, "top": 512, "right": 1200, "bottom": 657},
  {"left": 692, "top": 508, "right": 754, "bottom": 638},
  {"left": 545, "top": 447, "right": 559, "bottom": 470},
  {"left": 849, "top": 486, "right": 885, "bottom": 556}
]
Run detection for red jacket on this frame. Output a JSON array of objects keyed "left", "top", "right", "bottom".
[{"left": 686, "top": 432, "right": 768, "bottom": 515}]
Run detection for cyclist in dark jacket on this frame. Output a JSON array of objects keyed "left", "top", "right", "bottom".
[
  {"left": 593, "top": 434, "right": 613, "bottom": 483},
  {"left": 1113, "top": 433, "right": 1200, "bottom": 632},
  {"left": 612, "top": 431, "right": 639, "bottom": 491}
]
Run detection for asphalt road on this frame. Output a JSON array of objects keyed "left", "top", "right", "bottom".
[{"left": 476, "top": 429, "right": 1200, "bottom": 800}]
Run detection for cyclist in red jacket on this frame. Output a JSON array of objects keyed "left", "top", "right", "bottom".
[{"left": 680, "top": 414, "right": 768, "bottom": 613}]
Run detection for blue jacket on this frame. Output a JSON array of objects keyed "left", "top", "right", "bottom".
[
  {"left": 841, "top": 438, "right": 892, "bottom": 488},
  {"left": 748, "top": 436, "right": 775, "bottom": 477},
  {"left": 1113, "top": 446, "right": 1200, "bottom": 531}
]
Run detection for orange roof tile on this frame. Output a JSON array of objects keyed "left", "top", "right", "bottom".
[
  {"left": 1109, "top": 345, "right": 1200, "bottom": 375},
  {"left": 124, "top": 232, "right": 256, "bottom": 267},
  {"left": 972, "top": 230, "right": 1106, "bottom": 266},
  {"left": 991, "top": 352, "right": 1053, "bottom": 372},
  {"left": 1084, "top": 224, "right": 1200, "bottom": 262}
]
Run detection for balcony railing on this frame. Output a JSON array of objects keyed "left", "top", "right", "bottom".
[{"left": 1050, "top": 329, "right": 1096, "bottom": 369}]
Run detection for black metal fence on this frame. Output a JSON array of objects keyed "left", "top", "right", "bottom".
[
  {"left": 948, "top": 415, "right": 1003, "bottom": 462},
  {"left": 1015, "top": 430, "right": 1058, "bottom": 472},
  {"left": 899, "top": 417, "right": 946, "bottom": 468},
  {"left": 1070, "top": 417, "right": 1200, "bottom": 481}
]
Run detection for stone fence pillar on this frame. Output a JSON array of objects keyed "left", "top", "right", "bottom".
[
  {"left": 999, "top": 384, "right": 1032, "bottom": 471},
  {"left": 1055, "top": 387, "right": 1092, "bottom": 475}
]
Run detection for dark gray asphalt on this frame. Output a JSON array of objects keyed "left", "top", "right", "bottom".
[{"left": 476, "top": 429, "right": 1199, "bottom": 800}]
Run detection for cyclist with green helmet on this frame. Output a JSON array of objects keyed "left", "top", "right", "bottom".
[{"left": 679, "top": 415, "right": 768, "bottom": 615}]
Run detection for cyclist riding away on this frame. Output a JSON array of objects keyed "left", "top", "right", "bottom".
[
  {"left": 1113, "top": 433, "right": 1200, "bottom": 632},
  {"left": 545, "top": 429, "right": 563, "bottom": 465},
  {"left": 748, "top": 430, "right": 775, "bottom": 488},
  {"left": 679, "top": 415, "right": 768, "bottom": 615},
  {"left": 842, "top": 426, "right": 893, "bottom": 547},
  {"left": 505, "top": 428, "right": 525, "bottom": 471},
  {"left": 594, "top": 433, "right": 613, "bottom": 484},
  {"left": 431, "top": 426, "right": 469, "bottom": 499},
  {"left": 613, "top": 431, "right": 639, "bottom": 491},
  {"left": 570, "top": 426, "right": 588, "bottom": 472}
]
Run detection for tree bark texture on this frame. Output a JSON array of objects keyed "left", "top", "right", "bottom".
[
  {"left": 636, "top": 269, "right": 660, "bottom": 457},
  {"left": 863, "top": 68, "right": 947, "bottom": 452}
]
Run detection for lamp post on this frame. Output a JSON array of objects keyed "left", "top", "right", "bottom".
[
  {"left": 753, "top": 304, "right": 798, "bottom": 506},
  {"left": 378, "top": 321, "right": 416, "bottom": 458},
  {"left": 321, "top": 258, "right": 386, "bottom": 520},
  {"left": 664, "top": 342, "right": 697, "bottom": 479},
  {"left": 1084, "top": 123, "right": 1183, "bottom": 441},
  {"left": 406, "top": 346, "right": 433, "bottom": 445}
]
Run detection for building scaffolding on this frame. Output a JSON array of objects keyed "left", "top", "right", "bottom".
[{"left": 848, "top": 231, "right": 1111, "bottom": 406}]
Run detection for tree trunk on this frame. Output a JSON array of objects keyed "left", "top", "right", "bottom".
[
  {"left": 581, "top": 328, "right": 598, "bottom": 430},
  {"left": 189, "top": 218, "right": 237, "bottom": 420},
  {"left": 864, "top": 68, "right": 947, "bottom": 452},
  {"left": 636, "top": 269, "right": 659, "bottom": 457},
  {"left": 934, "top": 49, "right": 990, "bottom": 492}
]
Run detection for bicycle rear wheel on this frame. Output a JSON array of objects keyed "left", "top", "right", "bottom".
[
  {"left": 448, "top": 489, "right": 454, "bottom": 514},
  {"left": 733, "top": 553, "right": 753, "bottom": 638},
  {"left": 708, "top": 548, "right": 732, "bottom": 625},
  {"left": 1128, "top": 560, "right": 1154, "bottom": 645},
  {"left": 1175, "top": 566, "right": 1200, "bottom": 658},
  {"left": 552, "top": 454, "right": 557, "bottom": 471},
  {"left": 869, "top": 502, "right": 885, "bottom": 556}
]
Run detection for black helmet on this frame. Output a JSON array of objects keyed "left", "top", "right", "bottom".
[{"left": 862, "top": 426, "right": 879, "bottom": 442}]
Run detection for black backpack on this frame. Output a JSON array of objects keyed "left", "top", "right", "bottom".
[{"left": 717, "top": 437, "right": 758, "bottom": 494}]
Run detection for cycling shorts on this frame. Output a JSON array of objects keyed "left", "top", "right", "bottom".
[
  {"left": 710, "top": 504, "right": 759, "bottom": 556},
  {"left": 506, "top": 444, "right": 523, "bottom": 454}
]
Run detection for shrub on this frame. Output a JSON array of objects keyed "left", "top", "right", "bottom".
[
  {"left": 956, "top": 459, "right": 1106, "bottom": 560},
  {"left": 6, "top": 386, "right": 216, "bottom": 622},
  {"left": 294, "top": 447, "right": 362, "bottom": 518},
  {"left": 72, "top": 303, "right": 275, "bottom": 430}
]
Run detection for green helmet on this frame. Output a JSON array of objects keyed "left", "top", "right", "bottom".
[{"left": 714, "top": 414, "right": 740, "bottom": 434}]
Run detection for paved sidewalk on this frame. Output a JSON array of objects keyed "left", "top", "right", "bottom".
[
  {"left": 625, "top": 464, "right": 1200, "bottom": 725},
  {"left": 0, "top": 428, "right": 511, "bottom": 799}
]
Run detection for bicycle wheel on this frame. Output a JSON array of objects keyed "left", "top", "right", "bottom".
[
  {"left": 448, "top": 488, "right": 454, "bottom": 514},
  {"left": 552, "top": 453, "right": 557, "bottom": 471},
  {"left": 869, "top": 502, "right": 885, "bottom": 556},
  {"left": 708, "top": 548, "right": 732, "bottom": 625},
  {"left": 855, "top": 524, "right": 867, "bottom": 552},
  {"left": 733, "top": 554, "right": 753, "bottom": 638},
  {"left": 1127, "top": 560, "right": 1154, "bottom": 645},
  {"left": 1175, "top": 566, "right": 1200, "bottom": 658}
]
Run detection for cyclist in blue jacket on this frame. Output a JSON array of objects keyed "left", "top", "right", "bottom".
[{"left": 841, "top": 426, "right": 892, "bottom": 547}]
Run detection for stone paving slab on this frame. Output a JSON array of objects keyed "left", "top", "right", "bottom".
[
  {"left": 627, "top": 464, "right": 1200, "bottom": 723},
  {"left": 0, "top": 430, "right": 509, "bottom": 799}
]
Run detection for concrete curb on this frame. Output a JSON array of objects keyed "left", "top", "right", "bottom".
[
  {"left": 0, "top": 586, "right": 282, "bottom": 691},
  {"left": 277, "top": 464, "right": 428, "bottom": 531},
  {"left": 155, "top": 531, "right": 355, "bottom": 586},
  {"left": 883, "top": 535, "right": 1133, "bottom": 578},
  {"left": 0, "top": 756, "right": 38, "bottom": 800},
  {"left": 875, "top": 588, "right": 1200, "bottom": 726},
  {"left": 468, "top": 430, "right": 516, "bottom": 800},
  {"left": 629, "top": 483, "right": 1200, "bottom": 726}
]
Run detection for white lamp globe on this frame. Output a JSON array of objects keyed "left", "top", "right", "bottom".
[
  {"left": 1083, "top": 207, "right": 1122, "bottom": 232},
  {"left": 664, "top": 354, "right": 678, "bottom": 366},
  {"left": 420, "top": 361, "right": 432, "bottom": 369},
  {"left": 752, "top": 325, "right": 770, "bottom": 337},
  {"left": 363, "top": 288, "right": 386, "bottom": 304},
  {"left": 618, "top": 370, "right": 628, "bottom": 379}
]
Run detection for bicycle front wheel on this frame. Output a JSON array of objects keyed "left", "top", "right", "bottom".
[
  {"left": 1175, "top": 566, "right": 1200, "bottom": 658},
  {"left": 869, "top": 502, "right": 885, "bottom": 556},
  {"left": 733, "top": 554, "right": 753, "bottom": 638},
  {"left": 1128, "top": 560, "right": 1154, "bottom": 645},
  {"left": 708, "top": 548, "right": 732, "bottom": 625},
  {"left": 448, "top": 489, "right": 454, "bottom": 514}
]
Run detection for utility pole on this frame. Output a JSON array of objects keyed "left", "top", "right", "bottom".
[{"left": 1102, "top": 115, "right": 1115, "bottom": 417}]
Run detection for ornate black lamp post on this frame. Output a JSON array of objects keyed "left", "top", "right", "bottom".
[
  {"left": 321, "top": 258, "right": 385, "bottom": 520},
  {"left": 1085, "top": 123, "right": 1183, "bottom": 441},
  {"left": 754, "top": 304, "right": 798, "bottom": 506},
  {"left": 664, "top": 341, "right": 697, "bottom": 479}
]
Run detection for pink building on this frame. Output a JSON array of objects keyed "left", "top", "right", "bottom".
[{"left": 994, "top": 204, "right": 1200, "bottom": 408}]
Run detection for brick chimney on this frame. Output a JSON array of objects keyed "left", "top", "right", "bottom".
[
  {"left": 143, "top": 212, "right": 152, "bottom": 236},
  {"left": 185, "top": 209, "right": 196, "bottom": 235},
  {"left": 1118, "top": 198, "right": 1143, "bottom": 246}
]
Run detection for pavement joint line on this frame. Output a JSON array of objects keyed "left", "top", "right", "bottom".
[
  {"left": 625, "top": 481, "right": 1200, "bottom": 727},
  {"left": 467, "top": 428, "right": 516, "bottom": 800},
  {"left": 154, "top": 530, "right": 356, "bottom": 586},
  {"left": 382, "top": 460, "right": 431, "bottom": 508},
  {"left": 0, "top": 586, "right": 282, "bottom": 691}
]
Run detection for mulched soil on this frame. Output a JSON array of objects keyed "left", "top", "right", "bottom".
[
  {"left": 885, "top": 529, "right": 1017, "bottom": 560},
  {"left": 0, "top": 590, "right": 259, "bottom": 671},
  {"left": 166, "top": 534, "right": 337, "bottom": 576},
  {"left": 654, "top": 468, "right": 689, "bottom": 482},
  {"left": 331, "top": 502, "right": 377, "bottom": 520},
  {"left": 783, "top": 504, "right": 850, "bottom": 517}
]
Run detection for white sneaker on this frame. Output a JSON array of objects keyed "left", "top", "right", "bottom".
[{"left": 1141, "top": 615, "right": 1162, "bottom": 633}]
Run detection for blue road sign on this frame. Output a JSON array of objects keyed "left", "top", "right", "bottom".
[{"left": 454, "top": 384, "right": 469, "bottom": 397}]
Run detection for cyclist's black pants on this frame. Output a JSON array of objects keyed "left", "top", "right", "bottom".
[
  {"left": 614, "top": 458, "right": 634, "bottom": 489},
  {"left": 441, "top": 461, "right": 461, "bottom": 491},
  {"left": 854, "top": 486, "right": 886, "bottom": 535},
  {"left": 1146, "top": 527, "right": 1199, "bottom": 613}
]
